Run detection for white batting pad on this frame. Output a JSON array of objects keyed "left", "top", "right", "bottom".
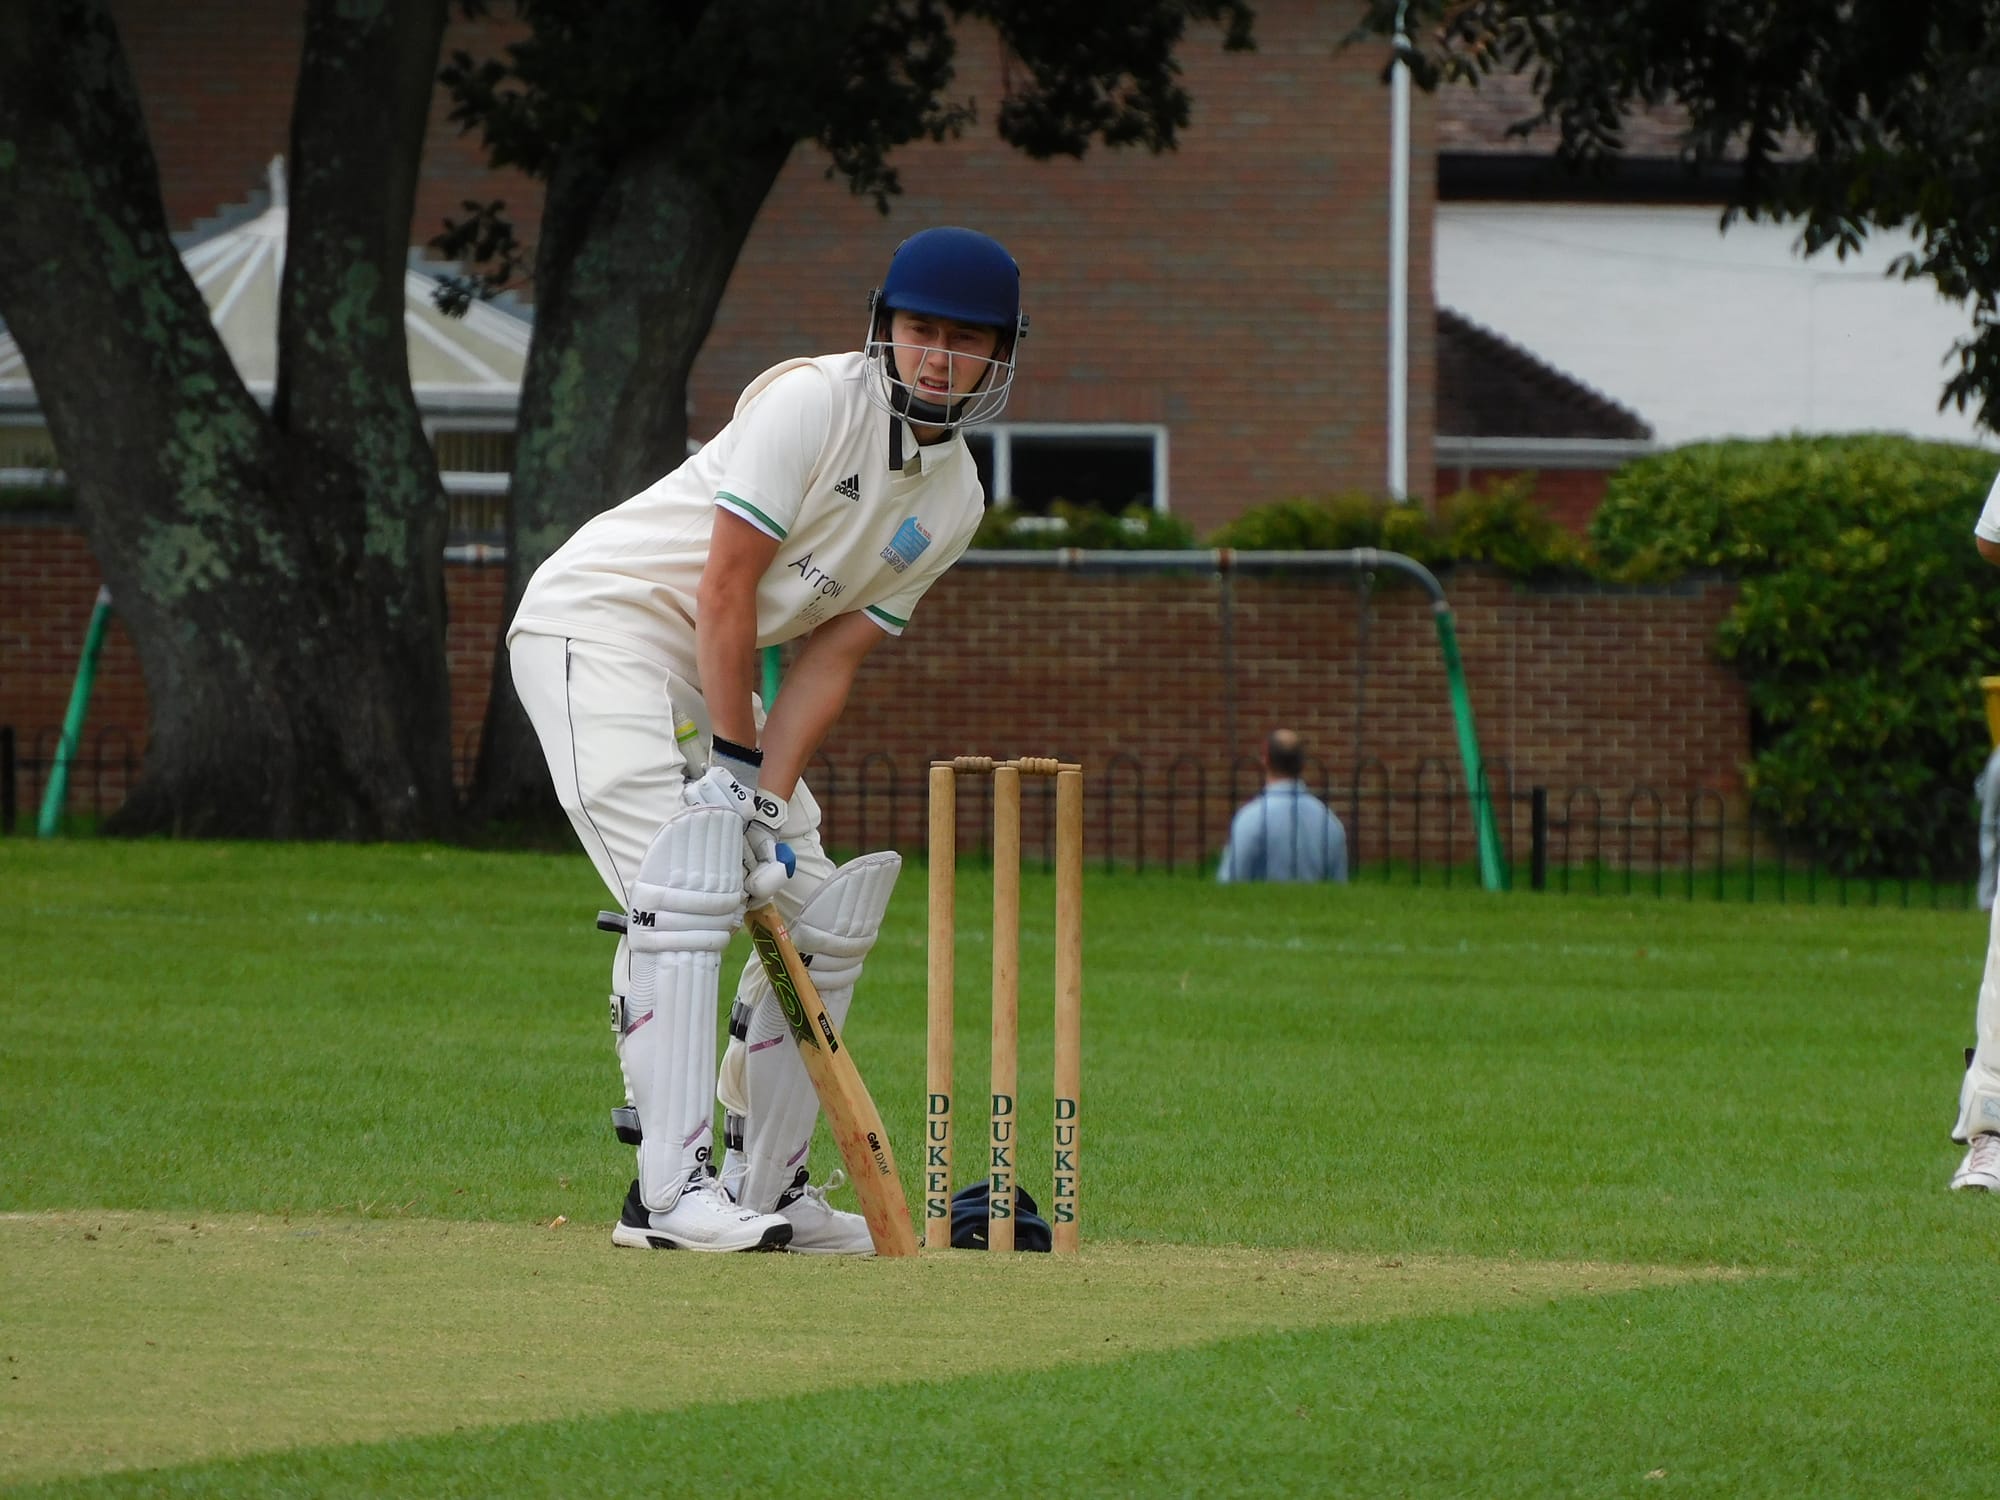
[
  {"left": 730, "top": 851, "right": 902, "bottom": 1211},
  {"left": 624, "top": 804, "right": 747, "bottom": 1213}
]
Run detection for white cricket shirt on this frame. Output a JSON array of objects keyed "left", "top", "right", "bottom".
[
  {"left": 509, "top": 352, "right": 985, "bottom": 682},
  {"left": 1977, "top": 467, "right": 2000, "bottom": 544}
]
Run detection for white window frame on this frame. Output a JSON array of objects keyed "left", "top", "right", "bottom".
[
  {"left": 977, "top": 422, "right": 1172, "bottom": 514},
  {"left": 0, "top": 414, "right": 62, "bottom": 487},
  {"left": 426, "top": 415, "right": 514, "bottom": 557},
  {"left": 425, "top": 413, "right": 516, "bottom": 493}
]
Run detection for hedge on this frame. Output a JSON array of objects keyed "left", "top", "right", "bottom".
[{"left": 1591, "top": 433, "right": 2000, "bottom": 875}]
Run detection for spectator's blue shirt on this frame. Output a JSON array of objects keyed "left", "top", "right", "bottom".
[{"left": 1216, "top": 780, "right": 1348, "bottom": 884}]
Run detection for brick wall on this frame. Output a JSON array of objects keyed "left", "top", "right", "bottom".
[
  {"left": 3, "top": 517, "right": 1749, "bottom": 855},
  {"left": 815, "top": 557, "right": 1747, "bottom": 861},
  {"left": 445, "top": 561, "right": 507, "bottom": 777},
  {"left": 1, "top": 520, "right": 150, "bottom": 816}
]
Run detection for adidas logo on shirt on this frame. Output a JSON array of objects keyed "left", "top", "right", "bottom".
[{"left": 834, "top": 473, "right": 861, "bottom": 502}]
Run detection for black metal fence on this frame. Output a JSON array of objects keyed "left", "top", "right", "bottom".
[
  {"left": 804, "top": 750, "right": 1985, "bottom": 908},
  {"left": 5, "top": 725, "right": 1985, "bottom": 908},
  {"left": 1, "top": 723, "right": 143, "bottom": 836}
]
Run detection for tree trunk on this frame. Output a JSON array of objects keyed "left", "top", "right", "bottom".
[
  {"left": 0, "top": 0, "right": 453, "bottom": 838},
  {"left": 274, "top": 0, "right": 457, "bottom": 833},
  {"left": 466, "top": 139, "right": 792, "bottom": 827}
]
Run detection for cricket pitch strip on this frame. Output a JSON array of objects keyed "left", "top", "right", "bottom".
[{"left": 0, "top": 1209, "right": 1741, "bottom": 1486}]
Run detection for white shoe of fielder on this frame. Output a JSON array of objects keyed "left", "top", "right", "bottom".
[
  {"left": 1951, "top": 1133, "right": 2000, "bottom": 1192},
  {"left": 775, "top": 1168, "right": 877, "bottom": 1256},
  {"left": 612, "top": 1176, "right": 792, "bottom": 1252}
]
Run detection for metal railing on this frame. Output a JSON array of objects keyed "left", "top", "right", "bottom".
[
  {"left": 1, "top": 723, "right": 142, "bottom": 836},
  {"left": 802, "top": 750, "right": 1984, "bottom": 908},
  {"left": 5, "top": 726, "right": 1984, "bottom": 907}
]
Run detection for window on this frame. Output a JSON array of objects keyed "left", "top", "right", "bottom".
[
  {"left": 0, "top": 421, "right": 62, "bottom": 488},
  {"left": 432, "top": 428, "right": 516, "bottom": 476},
  {"left": 964, "top": 424, "right": 1169, "bottom": 515},
  {"left": 429, "top": 421, "right": 514, "bottom": 548}
]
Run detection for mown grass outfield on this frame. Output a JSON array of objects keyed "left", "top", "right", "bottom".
[{"left": 1, "top": 839, "right": 1993, "bottom": 1497}]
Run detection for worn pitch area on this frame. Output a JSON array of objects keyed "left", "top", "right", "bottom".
[{"left": 0, "top": 1209, "right": 1732, "bottom": 1485}]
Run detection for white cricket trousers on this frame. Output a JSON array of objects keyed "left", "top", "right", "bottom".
[
  {"left": 508, "top": 632, "right": 835, "bottom": 991},
  {"left": 1957, "top": 894, "right": 2000, "bottom": 1141}
]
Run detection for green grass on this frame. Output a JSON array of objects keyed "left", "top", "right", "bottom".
[{"left": 1, "top": 839, "right": 1993, "bottom": 1496}]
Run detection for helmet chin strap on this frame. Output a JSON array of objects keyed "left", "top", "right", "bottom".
[
  {"left": 884, "top": 370, "right": 961, "bottom": 469},
  {"left": 886, "top": 376, "right": 958, "bottom": 429}
]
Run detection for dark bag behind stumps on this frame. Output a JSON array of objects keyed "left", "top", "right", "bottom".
[{"left": 948, "top": 1180, "right": 1052, "bottom": 1251}]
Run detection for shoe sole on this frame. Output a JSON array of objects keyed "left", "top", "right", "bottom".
[{"left": 612, "top": 1220, "right": 792, "bottom": 1252}]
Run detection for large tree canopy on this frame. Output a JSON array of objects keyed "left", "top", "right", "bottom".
[
  {"left": 444, "top": 0, "right": 1256, "bottom": 823},
  {"left": 0, "top": 0, "right": 454, "bottom": 838},
  {"left": 1353, "top": 0, "right": 2000, "bottom": 429}
]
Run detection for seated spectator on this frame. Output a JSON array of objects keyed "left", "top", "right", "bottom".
[{"left": 1216, "top": 729, "right": 1348, "bottom": 884}]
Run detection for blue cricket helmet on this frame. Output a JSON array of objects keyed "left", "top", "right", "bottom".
[
  {"left": 864, "top": 226, "right": 1027, "bottom": 431},
  {"left": 878, "top": 226, "right": 1025, "bottom": 337}
]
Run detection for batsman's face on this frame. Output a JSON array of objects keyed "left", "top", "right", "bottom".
[{"left": 889, "top": 311, "right": 1002, "bottom": 404}]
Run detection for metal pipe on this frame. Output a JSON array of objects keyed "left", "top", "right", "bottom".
[
  {"left": 962, "top": 546, "right": 1448, "bottom": 601},
  {"left": 960, "top": 546, "right": 1508, "bottom": 892},
  {"left": 1388, "top": 1, "right": 1412, "bottom": 500},
  {"left": 38, "top": 585, "right": 112, "bottom": 838}
]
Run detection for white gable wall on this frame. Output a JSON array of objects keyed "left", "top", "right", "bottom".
[{"left": 1436, "top": 202, "right": 1996, "bottom": 451}]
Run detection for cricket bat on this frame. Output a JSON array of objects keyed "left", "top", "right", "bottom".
[{"left": 744, "top": 901, "right": 920, "bottom": 1258}]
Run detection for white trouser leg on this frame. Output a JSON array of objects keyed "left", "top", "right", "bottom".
[
  {"left": 1955, "top": 895, "right": 2000, "bottom": 1140},
  {"left": 623, "top": 805, "right": 746, "bottom": 1212},
  {"left": 719, "top": 852, "right": 903, "bottom": 1213},
  {"left": 511, "top": 634, "right": 747, "bottom": 1133},
  {"left": 514, "top": 633, "right": 697, "bottom": 1137}
]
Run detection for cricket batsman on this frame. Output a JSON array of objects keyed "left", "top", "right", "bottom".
[{"left": 507, "top": 228, "right": 1028, "bottom": 1249}]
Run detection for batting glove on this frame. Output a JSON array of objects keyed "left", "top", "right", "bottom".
[
  {"left": 744, "top": 824, "right": 797, "bottom": 901},
  {"left": 684, "top": 736, "right": 794, "bottom": 900},
  {"left": 684, "top": 736, "right": 786, "bottom": 831}
]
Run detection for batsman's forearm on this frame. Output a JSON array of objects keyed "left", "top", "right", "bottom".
[
  {"left": 696, "top": 511, "right": 782, "bottom": 746},
  {"left": 757, "top": 656, "right": 859, "bottom": 800},
  {"left": 756, "top": 614, "right": 881, "bottom": 798},
  {"left": 695, "top": 601, "right": 762, "bottom": 748}
]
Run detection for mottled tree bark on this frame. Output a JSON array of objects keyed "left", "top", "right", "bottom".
[{"left": 0, "top": 0, "right": 452, "bottom": 837}]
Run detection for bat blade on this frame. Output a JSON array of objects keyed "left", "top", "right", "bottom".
[{"left": 745, "top": 903, "right": 919, "bottom": 1258}]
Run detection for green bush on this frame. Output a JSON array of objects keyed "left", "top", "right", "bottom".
[
  {"left": 1204, "top": 478, "right": 1592, "bottom": 578},
  {"left": 1433, "top": 477, "right": 1596, "bottom": 577},
  {"left": 971, "top": 500, "right": 1200, "bottom": 550},
  {"left": 1203, "top": 492, "right": 1387, "bottom": 551},
  {"left": 1591, "top": 434, "right": 2000, "bottom": 875}
]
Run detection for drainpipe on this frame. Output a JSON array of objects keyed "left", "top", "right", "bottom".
[{"left": 1387, "top": 1, "right": 1412, "bottom": 501}]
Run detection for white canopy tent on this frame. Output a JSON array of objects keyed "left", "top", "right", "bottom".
[{"left": 0, "top": 159, "right": 531, "bottom": 524}]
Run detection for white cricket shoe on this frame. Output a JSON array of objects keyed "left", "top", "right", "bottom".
[
  {"left": 612, "top": 1176, "right": 792, "bottom": 1252},
  {"left": 1951, "top": 1133, "right": 2000, "bottom": 1192},
  {"left": 775, "top": 1169, "right": 876, "bottom": 1256}
]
